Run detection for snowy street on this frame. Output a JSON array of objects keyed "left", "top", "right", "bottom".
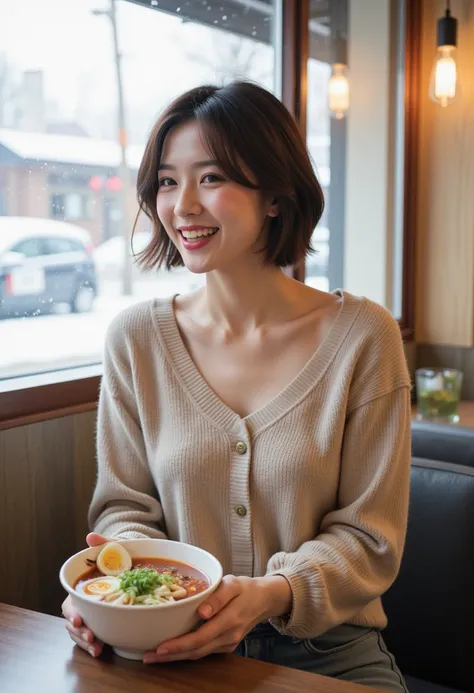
[{"left": 0, "top": 274, "right": 205, "bottom": 379}]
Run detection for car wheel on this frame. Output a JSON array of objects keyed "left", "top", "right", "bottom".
[{"left": 71, "top": 285, "right": 95, "bottom": 313}]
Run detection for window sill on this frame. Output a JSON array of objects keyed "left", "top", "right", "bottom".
[{"left": 0, "top": 364, "right": 101, "bottom": 431}]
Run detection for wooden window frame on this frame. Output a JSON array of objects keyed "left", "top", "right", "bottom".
[
  {"left": 398, "top": 0, "right": 421, "bottom": 340},
  {"left": 0, "top": 0, "right": 419, "bottom": 429}
]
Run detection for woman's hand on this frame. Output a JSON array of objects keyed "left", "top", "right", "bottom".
[
  {"left": 143, "top": 574, "right": 292, "bottom": 664},
  {"left": 61, "top": 533, "right": 109, "bottom": 657}
]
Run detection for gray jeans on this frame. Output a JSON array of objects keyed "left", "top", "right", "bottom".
[{"left": 235, "top": 622, "right": 409, "bottom": 693}]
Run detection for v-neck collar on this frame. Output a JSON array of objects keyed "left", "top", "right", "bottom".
[{"left": 151, "top": 289, "right": 364, "bottom": 436}]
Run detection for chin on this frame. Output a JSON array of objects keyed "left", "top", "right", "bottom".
[
  {"left": 183, "top": 265, "right": 209, "bottom": 276},
  {"left": 181, "top": 256, "right": 221, "bottom": 275}
]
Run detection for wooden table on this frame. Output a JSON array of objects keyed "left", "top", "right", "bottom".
[{"left": 0, "top": 603, "right": 384, "bottom": 693}]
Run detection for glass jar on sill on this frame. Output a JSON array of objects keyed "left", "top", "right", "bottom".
[{"left": 415, "top": 367, "right": 463, "bottom": 424}]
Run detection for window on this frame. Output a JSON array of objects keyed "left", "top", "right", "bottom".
[
  {"left": 305, "top": 2, "right": 337, "bottom": 295},
  {"left": 43, "top": 237, "right": 86, "bottom": 255},
  {"left": 50, "top": 194, "right": 65, "bottom": 219},
  {"left": 10, "top": 238, "right": 44, "bottom": 258},
  {"left": 50, "top": 192, "right": 91, "bottom": 221},
  {"left": 304, "top": 0, "right": 409, "bottom": 320},
  {"left": 0, "top": 0, "right": 280, "bottom": 381},
  {"left": 0, "top": 0, "right": 416, "bottom": 413}
]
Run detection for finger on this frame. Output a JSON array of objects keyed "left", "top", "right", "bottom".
[
  {"left": 144, "top": 632, "right": 237, "bottom": 664},
  {"left": 198, "top": 575, "right": 241, "bottom": 620},
  {"left": 62, "top": 599, "right": 82, "bottom": 628},
  {"left": 67, "top": 630, "right": 103, "bottom": 658},
  {"left": 65, "top": 620, "right": 95, "bottom": 645},
  {"left": 149, "top": 609, "right": 239, "bottom": 658},
  {"left": 86, "top": 533, "right": 109, "bottom": 547}
]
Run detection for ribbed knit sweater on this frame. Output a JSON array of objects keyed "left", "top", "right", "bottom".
[{"left": 89, "top": 290, "right": 412, "bottom": 639}]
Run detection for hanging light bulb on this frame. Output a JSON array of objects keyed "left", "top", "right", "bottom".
[
  {"left": 328, "top": 31, "right": 349, "bottom": 120},
  {"left": 429, "top": 1, "right": 458, "bottom": 107},
  {"left": 328, "top": 63, "right": 350, "bottom": 119}
]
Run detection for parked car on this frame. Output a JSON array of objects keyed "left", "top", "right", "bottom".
[
  {"left": 0, "top": 216, "right": 97, "bottom": 319},
  {"left": 93, "top": 230, "right": 207, "bottom": 296},
  {"left": 92, "top": 231, "right": 152, "bottom": 280}
]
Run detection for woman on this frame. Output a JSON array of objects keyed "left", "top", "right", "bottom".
[{"left": 62, "top": 81, "right": 411, "bottom": 692}]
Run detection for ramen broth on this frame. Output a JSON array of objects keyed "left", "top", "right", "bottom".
[{"left": 75, "top": 557, "right": 210, "bottom": 605}]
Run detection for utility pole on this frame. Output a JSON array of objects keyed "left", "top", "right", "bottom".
[{"left": 92, "top": 0, "right": 132, "bottom": 296}]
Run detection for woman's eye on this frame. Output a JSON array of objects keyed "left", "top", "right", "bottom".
[
  {"left": 202, "top": 174, "right": 223, "bottom": 184},
  {"left": 158, "top": 177, "right": 175, "bottom": 188}
]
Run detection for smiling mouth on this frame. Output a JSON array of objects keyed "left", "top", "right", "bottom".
[{"left": 179, "top": 228, "right": 219, "bottom": 242}]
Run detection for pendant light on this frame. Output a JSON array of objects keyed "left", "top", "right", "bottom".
[
  {"left": 429, "top": 1, "right": 458, "bottom": 107},
  {"left": 328, "top": 30, "right": 350, "bottom": 120}
]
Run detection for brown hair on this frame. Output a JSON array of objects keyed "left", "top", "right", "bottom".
[{"left": 135, "top": 81, "right": 324, "bottom": 269}]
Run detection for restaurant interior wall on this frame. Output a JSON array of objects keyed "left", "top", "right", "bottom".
[{"left": 414, "top": 0, "right": 474, "bottom": 395}]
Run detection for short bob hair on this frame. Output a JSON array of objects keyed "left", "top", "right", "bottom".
[{"left": 135, "top": 81, "right": 324, "bottom": 269}]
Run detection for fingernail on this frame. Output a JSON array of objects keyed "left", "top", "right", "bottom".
[
  {"left": 200, "top": 604, "right": 212, "bottom": 618},
  {"left": 82, "top": 633, "right": 90, "bottom": 643},
  {"left": 143, "top": 654, "right": 158, "bottom": 664},
  {"left": 88, "top": 647, "right": 96, "bottom": 657},
  {"left": 155, "top": 647, "right": 169, "bottom": 656}
]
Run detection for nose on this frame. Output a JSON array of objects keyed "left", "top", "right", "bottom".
[{"left": 174, "top": 183, "right": 202, "bottom": 218}]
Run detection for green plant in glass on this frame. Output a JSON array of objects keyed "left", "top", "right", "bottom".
[{"left": 416, "top": 368, "right": 463, "bottom": 423}]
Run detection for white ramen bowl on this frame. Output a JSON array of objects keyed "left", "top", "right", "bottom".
[{"left": 60, "top": 538, "right": 223, "bottom": 660}]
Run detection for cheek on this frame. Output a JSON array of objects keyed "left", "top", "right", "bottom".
[
  {"left": 212, "top": 189, "right": 262, "bottom": 226},
  {"left": 156, "top": 194, "right": 174, "bottom": 227}
]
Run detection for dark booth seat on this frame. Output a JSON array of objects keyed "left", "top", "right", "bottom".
[{"left": 382, "top": 458, "right": 474, "bottom": 693}]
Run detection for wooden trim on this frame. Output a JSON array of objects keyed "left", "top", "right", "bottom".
[
  {"left": 0, "top": 369, "right": 101, "bottom": 430},
  {"left": 0, "top": 401, "right": 97, "bottom": 432},
  {"left": 399, "top": 0, "right": 422, "bottom": 340},
  {"left": 400, "top": 324, "right": 414, "bottom": 340},
  {"left": 282, "top": 0, "right": 309, "bottom": 282},
  {"left": 282, "top": 0, "right": 309, "bottom": 133}
]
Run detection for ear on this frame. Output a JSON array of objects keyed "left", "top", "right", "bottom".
[{"left": 267, "top": 198, "right": 279, "bottom": 218}]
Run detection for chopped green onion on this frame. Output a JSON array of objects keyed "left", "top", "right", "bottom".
[{"left": 119, "top": 568, "right": 175, "bottom": 597}]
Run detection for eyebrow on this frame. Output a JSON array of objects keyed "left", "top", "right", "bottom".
[{"left": 158, "top": 159, "right": 220, "bottom": 171}]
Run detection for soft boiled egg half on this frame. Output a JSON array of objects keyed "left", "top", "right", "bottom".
[
  {"left": 96, "top": 542, "right": 132, "bottom": 576},
  {"left": 79, "top": 576, "right": 121, "bottom": 600}
]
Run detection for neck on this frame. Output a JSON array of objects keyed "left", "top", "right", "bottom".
[{"left": 201, "top": 263, "right": 295, "bottom": 333}]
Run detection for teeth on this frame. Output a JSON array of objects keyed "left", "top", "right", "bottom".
[{"left": 181, "top": 228, "right": 217, "bottom": 239}]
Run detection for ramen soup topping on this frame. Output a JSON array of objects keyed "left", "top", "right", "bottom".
[
  {"left": 95, "top": 542, "right": 132, "bottom": 576},
  {"left": 74, "top": 544, "right": 209, "bottom": 606}
]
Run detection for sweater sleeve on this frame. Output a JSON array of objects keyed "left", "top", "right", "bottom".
[
  {"left": 88, "top": 317, "right": 168, "bottom": 541},
  {"left": 266, "top": 384, "right": 411, "bottom": 638}
]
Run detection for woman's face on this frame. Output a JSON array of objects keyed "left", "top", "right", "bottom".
[{"left": 156, "top": 121, "right": 277, "bottom": 275}]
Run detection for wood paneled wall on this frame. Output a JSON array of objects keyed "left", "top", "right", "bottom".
[
  {"left": 415, "top": 0, "right": 474, "bottom": 345},
  {"left": 0, "top": 410, "right": 97, "bottom": 616}
]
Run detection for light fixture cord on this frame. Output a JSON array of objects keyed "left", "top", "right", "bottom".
[{"left": 446, "top": 0, "right": 451, "bottom": 12}]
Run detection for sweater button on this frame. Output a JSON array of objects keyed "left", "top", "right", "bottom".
[
  {"left": 236, "top": 441, "right": 247, "bottom": 454},
  {"left": 235, "top": 504, "right": 247, "bottom": 517}
]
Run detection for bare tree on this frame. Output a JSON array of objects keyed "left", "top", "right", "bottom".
[{"left": 184, "top": 29, "right": 273, "bottom": 88}]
